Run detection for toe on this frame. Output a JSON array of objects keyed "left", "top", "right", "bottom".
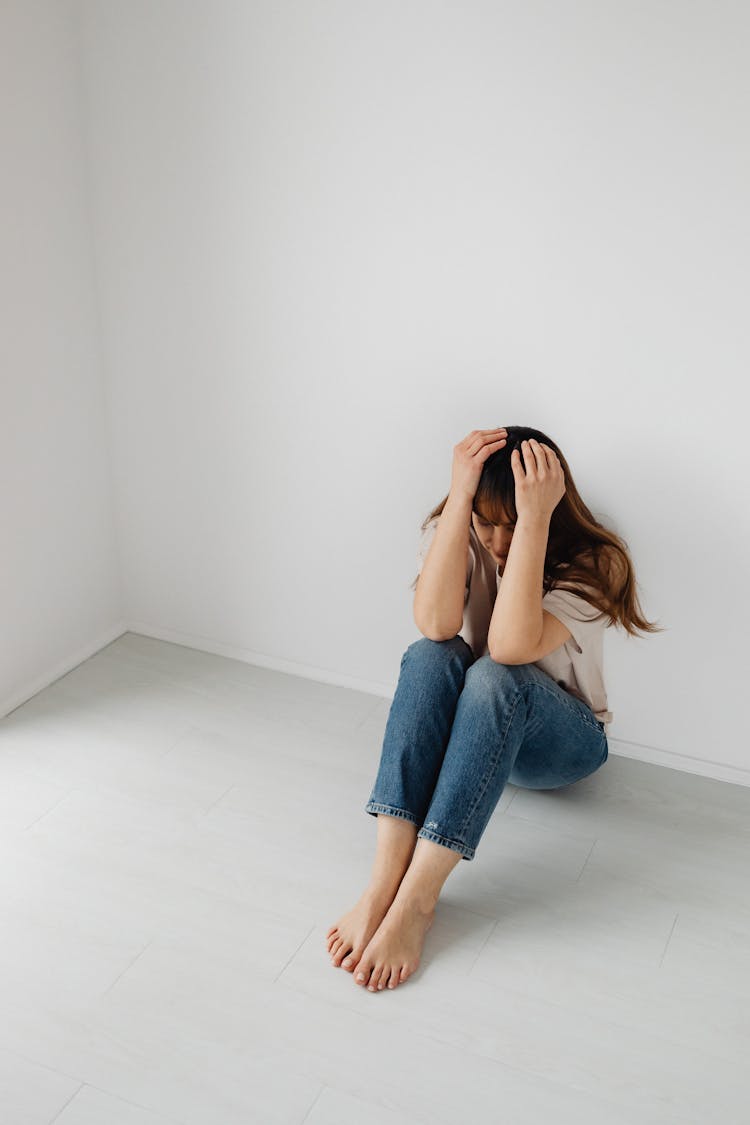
[
  {"left": 385, "top": 965, "right": 399, "bottom": 989},
  {"left": 366, "top": 966, "right": 382, "bottom": 991},
  {"left": 330, "top": 941, "right": 345, "bottom": 963},
  {"left": 341, "top": 955, "right": 355, "bottom": 970},
  {"left": 331, "top": 943, "right": 350, "bottom": 966},
  {"left": 354, "top": 964, "right": 371, "bottom": 986}
]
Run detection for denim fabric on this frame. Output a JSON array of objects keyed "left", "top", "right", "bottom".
[{"left": 365, "top": 635, "right": 608, "bottom": 861}]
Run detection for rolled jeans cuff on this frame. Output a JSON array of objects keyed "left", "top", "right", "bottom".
[{"left": 364, "top": 801, "right": 475, "bottom": 860}]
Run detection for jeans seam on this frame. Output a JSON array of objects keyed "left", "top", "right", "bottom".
[
  {"left": 457, "top": 684, "right": 523, "bottom": 840},
  {"left": 364, "top": 802, "right": 421, "bottom": 827},
  {"left": 417, "top": 828, "right": 474, "bottom": 860},
  {"left": 526, "top": 678, "right": 604, "bottom": 735}
]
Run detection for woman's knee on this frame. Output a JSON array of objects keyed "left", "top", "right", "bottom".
[
  {"left": 463, "top": 654, "right": 534, "bottom": 697},
  {"left": 406, "top": 634, "right": 473, "bottom": 666},
  {"left": 407, "top": 634, "right": 472, "bottom": 657}
]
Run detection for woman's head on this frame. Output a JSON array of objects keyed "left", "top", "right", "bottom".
[
  {"left": 413, "top": 423, "right": 665, "bottom": 639},
  {"left": 470, "top": 426, "right": 552, "bottom": 568},
  {"left": 470, "top": 425, "right": 573, "bottom": 566}
]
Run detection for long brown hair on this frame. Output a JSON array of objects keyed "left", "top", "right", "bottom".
[{"left": 410, "top": 425, "right": 664, "bottom": 639}]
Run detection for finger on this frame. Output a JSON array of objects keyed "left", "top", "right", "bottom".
[
  {"left": 529, "top": 439, "right": 548, "bottom": 469},
  {"left": 519, "top": 439, "right": 537, "bottom": 473},
  {"left": 478, "top": 438, "right": 507, "bottom": 460},
  {"left": 527, "top": 439, "right": 546, "bottom": 472},
  {"left": 467, "top": 429, "right": 507, "bottom": 440},
  {"left": 540, "top": 443, "right": 561, "bottom": 473},
  {"left": 467, "top": 431, "right": 507, "bottom": 456}
]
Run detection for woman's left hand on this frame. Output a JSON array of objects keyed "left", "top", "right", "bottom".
[{"left": 511, "top": 439, "right": 566, "bottom": 523}]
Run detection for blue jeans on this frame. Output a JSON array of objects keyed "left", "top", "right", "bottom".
[{"left": 364, "top": 636, "right": 608, "bottom": 861}]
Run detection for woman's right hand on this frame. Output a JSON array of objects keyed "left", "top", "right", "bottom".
[{"left": 450, "top": 428, "right": 508, "bottom": 502}]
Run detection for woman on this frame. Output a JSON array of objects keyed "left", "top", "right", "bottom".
[{"left": 326, "top": 425, "right": 662, "bottom": 994}]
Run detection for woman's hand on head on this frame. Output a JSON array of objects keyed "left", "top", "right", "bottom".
[
  {"left": 450, "top": 428, "right": 507, "bottom": 502},
  {"left": 511, "top": 439, "right": 566, "bottom": 522}
]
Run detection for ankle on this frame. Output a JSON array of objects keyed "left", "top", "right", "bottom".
[
  {"left": 391, "top": 882, "right": 439, "bottom": 916},
  {"left": 362, "top": 880, "right": 401, "bottom": 906}
]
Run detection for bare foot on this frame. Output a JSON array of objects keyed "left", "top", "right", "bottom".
[
  {"left": 326, "top": 890, "right": 396, "bottom": 972},
  {"left": 352, "top": 897, "right": 435, "bottom": 991}
]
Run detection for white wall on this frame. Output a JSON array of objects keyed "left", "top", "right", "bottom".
[
  {"left": 0, "top": 0, "right": 122, "bottom": 714},
  {"left": 4, "top": 1, "right": 748, "bottom": 784}
]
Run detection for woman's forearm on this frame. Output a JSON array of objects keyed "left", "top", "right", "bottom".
[
  {"left": 487, "top": 513, "right": 549, "bottom": 661},
  {"left": 413, "top": 492, "right": 473, "bottom": 640}
]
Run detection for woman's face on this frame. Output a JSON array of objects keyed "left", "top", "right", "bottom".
[{"left": 471, "top": 509, "right": 516, "bottom": 568}]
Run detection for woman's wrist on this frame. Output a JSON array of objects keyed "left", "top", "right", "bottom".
[
  {"left": 444, "top": 490, "right": 475, "bottom": 519},
  {"left": 516, "top": 511, "right": 551, "bottom": 531}
]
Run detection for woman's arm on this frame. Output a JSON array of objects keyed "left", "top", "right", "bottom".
[
  {"left": 413, "top": 492, "right": 472, "bottom": 640},
  {"left": 487, "top": 512, "right": 549, "bottom": 661}
]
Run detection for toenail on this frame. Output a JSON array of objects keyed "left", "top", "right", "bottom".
[
  {"left": 343, "top": 958, "right": 351, "bottom": 967},
  {"left": 368, "top": 985, "right": 375, "bottom": 991},
  {"left": 357, "top": 973, "right": 365, "bottom": 981}
]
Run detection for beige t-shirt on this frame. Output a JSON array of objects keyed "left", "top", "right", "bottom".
[{"left": 415, "top": 518, "right": 614, "bottom": 729}]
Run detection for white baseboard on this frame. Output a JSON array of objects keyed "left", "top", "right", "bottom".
[
  {"left": 1, "top": 620, "right": 128, "bottom": 719},
  {"left": 4, "top": 620, "right": 749, "bottom": 791}
]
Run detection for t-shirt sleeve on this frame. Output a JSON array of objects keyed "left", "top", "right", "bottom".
[{"left": 541, "top": 586, "right": 608, "bottom": 655}]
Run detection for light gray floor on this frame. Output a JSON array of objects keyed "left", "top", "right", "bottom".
[{"left": 0, "top": 632, "right": 748, "bottom": 1124}]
